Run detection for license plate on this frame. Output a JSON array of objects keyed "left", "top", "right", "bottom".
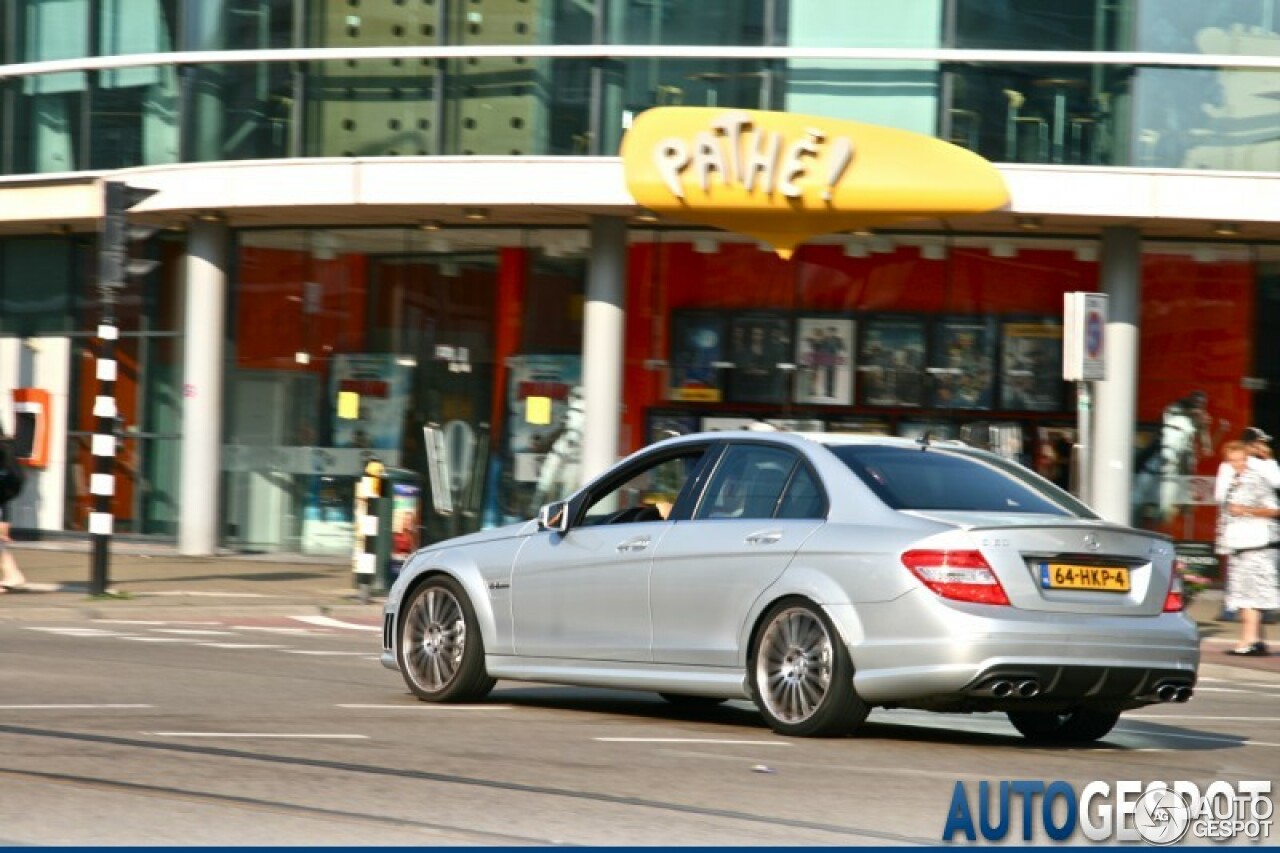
[{"left": 1039, "top": 563, "right": 1130, "bottom": 592}]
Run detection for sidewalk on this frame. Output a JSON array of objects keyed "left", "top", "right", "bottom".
[
  {"left": 0, "top": 540, "right": 380, "bottom": 623},
  {"left": 1, "top": 541, "right": 1278, "bottom": 683}
]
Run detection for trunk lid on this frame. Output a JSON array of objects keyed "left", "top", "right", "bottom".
[{"left": 904, "top": 511, "right": 1175, "bottom": 615}]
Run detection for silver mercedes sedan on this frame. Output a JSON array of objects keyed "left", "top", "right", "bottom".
[{"left": 380, "top": 431, "right": 1199, "bottom": 741}]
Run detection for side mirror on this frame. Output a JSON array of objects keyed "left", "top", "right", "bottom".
[{"left": 537, "top": 501, "right": 569, "bottom": 533}]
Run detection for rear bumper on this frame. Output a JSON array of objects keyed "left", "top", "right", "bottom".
[{"left": 830, "top": 593, "right": 1200, "bottom": 706}]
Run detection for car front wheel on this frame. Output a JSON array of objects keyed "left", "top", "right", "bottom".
[
  {"left": 1007, "top": 708, "right": 1120, "bottom": 743},
  {"left": 397, "top": 575, "right": 495, "bottom": 702},
  {"left": 748, "top": 599, "right": 869, "bottom": 737}
]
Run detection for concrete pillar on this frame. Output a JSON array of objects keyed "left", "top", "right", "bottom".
[
  {"left": 1091, "top": 227, "right": 1141, "bottom": 525},
  {"left": 178, "top": 219, "right": 229, "bottom": 555},
  {"left": 580, "top": 216, "right": 628, "bottom": 485}
]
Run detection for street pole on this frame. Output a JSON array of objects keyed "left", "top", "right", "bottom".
[
  {"left": 92, "top": 181, "right": 158, "bottom": 595},
  {"left": 1076, "top": 379, "right": 1093, "bottom": 507}
]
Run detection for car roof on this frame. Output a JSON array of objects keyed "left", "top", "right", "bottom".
[{"left": 652, "top": 430, "right": 970, "bottom": 452}]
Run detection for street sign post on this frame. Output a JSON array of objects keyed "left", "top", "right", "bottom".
[{"left": 1063, "top": 292, "right": 1109, "bottom": 505}]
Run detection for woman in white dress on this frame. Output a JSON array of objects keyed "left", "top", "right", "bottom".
[{"left": 1218, "top": 440, "right": 1280, "bottom": 656}]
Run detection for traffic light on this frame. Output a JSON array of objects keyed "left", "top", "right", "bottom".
[{"left": 98, "top": 181, "right": 159, "bottom": 292}]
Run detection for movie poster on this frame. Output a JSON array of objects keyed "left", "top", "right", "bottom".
[
  {"left": 668, "top": 311, "right": 727, "bottom": 402},
  {"left": 858, "top": 317, "right": 927, "bottom": 407},
  {"left": 331, "top": 354, "right": 411, "bottom": 450},
  {"left": 1001, "top": 320, "right": 1065, "bottom": 411},
  {"left": 930, "top": 317, "right": 997, "bottom": 409},
  {"left": 794, "top": 316, "right": 855, "bottom": 405},
  {"left": 505, "top": 354, "right": 582, "bottom": 519},
  {"left": 727, "top": 312, "right": 792, "bottom": 404}
]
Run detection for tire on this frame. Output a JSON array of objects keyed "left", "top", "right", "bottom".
[
  {"left": 658, "top": 693, "right": 728, "bottom": 707},
  {"left": 397, "top": 575, "right": 495, "bottom": 702},
  {"left": 1007, "top": 708, "right": 1120, "bottom": 744},
  {"left": 748, "top": 598, "right": 869, "bottom": 737}
]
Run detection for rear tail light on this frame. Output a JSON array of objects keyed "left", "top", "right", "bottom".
[
  {"left": 900, "top": 549, "right": 1010, "bottom": 606},
  {"left": 1163, "top": 559, "right": 1186, "bottom": 613}
]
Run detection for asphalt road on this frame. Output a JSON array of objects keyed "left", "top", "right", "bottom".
[{"left": 1, "top": 613, "right": 1277, "bottom": 846}]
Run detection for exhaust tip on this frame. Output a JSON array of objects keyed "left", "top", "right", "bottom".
[
  {"left": 990, "top": 680, "right": 1013, "bottom": 698},
  {"left": 1157, "top": 685, "right": 1179, "bottom": 702},
  {"left": 1175, "top": 687, "right": 1193, "bottom": 703},
  {"left": 1016, "top": 680, "right": 1040, "bottom": 698}
]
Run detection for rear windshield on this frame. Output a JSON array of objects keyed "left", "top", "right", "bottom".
[{"left": 827, "top": 444, "right": 1095, "bottom": 517}]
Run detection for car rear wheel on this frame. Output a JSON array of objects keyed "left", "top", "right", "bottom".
[
  {"left": 748, "top": 599, "right": 869, "bottom": 737},
  {"left": 1007, "top": 708, "right": 1120, "bottom": 743},
  {"left": 398, "top": 575, "right": 495, "bottom": 702}
]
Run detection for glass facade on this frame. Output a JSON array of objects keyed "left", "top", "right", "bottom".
[
  {"left": 0, "top": 230, "right": 183, "bottom": 537},
  {"left": 5, "top": 0, "right": 1280, "bottom": 170},
  {"left": 1, "top": 0, "right": 1279, "bottom": 555}
]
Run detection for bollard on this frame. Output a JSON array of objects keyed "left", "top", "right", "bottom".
[{"left": 353, "top": 458, "right": 384, "bottom": 604}]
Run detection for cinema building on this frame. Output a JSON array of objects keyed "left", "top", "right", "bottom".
[{"left": 0, "top": 1, "right": 1278, "bottom": 557}]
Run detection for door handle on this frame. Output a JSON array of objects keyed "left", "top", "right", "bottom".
[
  {"left": 616, "top": 536, "right": 651, "bottom": 553},
  {"left": 745, "top": 530, "right": 783, "bottom": 545}
]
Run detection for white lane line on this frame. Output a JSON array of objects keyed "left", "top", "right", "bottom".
[
  {"left": 337, "top": 704, "right": 513, "bottom": 710},
  {"left": 152, "top": 628, "right": 236, "bottom": 636},
  {"left": 135, "top": 591, "right": 276, "bottom": 599},
  {"left": 235, "top": 626, "right": 319, "bottom": 635},
  {"left": 145, "top": 732, "right": 369, "bottom": 739},
  {"left": 25, "top": 627, "right": 130, "bottom": 636},
  {"left": 1188, "top": 686, "right": 1265, "bottom": 694},
  {"left": 593, "top": 737, "right": 792, "bottom": 746},
  {"left": 93, "top": 619, "right": 224, "bottom": 626},
  {"left": 1126, "top": 714, "right": 1280, "bottom": 722},
  {"left": 116, "top": 637, "right": 194, "bottom": 643},
  {"left": 0, "top": 704, "right": 153, "bottom": 710},
  {"left": 197, "top": 643, "right": 287, "bottom": 649},
  {"left": 282, "top": 650, "right": 373, "bottom": 656},
  {"left": 291, "top": 615, "right": 380, "bottom": 633}
]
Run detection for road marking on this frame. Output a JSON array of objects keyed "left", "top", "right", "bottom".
[
  {"left": 134, "top": 591, "right": 277, "bottom": 598},
  {"left": 0, "top": 704, "right": 153, "bottom": 710},
  {"left": 235, "top": 626, "right": 320, "bottom": 635},
  {"left": 593, "top": 737, "right": 792, "bottom": 746},
  {"left": 145, "top": 732, "right": 369, "bottom": 739},
  {"left": 197, "top": 643, "right": 287, "bottom": 649},
  {"left": 1126, "top": 714, "right": 1280, "bottom": 722},
  {"left": 152, "top": 628, "right": 236, "bottom": 636},
  {"left": 116, "top": 637, "right": 195, "bottom": 643},
  {"left": 26, "top": 627, "right": 129, "bottom": 636},
  {"left": 292, "top": 615, "right": 380, "bottom": 633},
  {"left": 93, "top": 619, "right": 224, "bottom": 626},
  {"left": 282, "top": 650, "right": 373, "bottom": 656},
  {"left": 337, "top": 704, "right": 513, "bottom": 710}
]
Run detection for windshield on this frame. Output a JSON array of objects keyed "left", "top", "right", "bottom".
[{"left": 827, "top": 444, "right": 1097, "bottom": 518}]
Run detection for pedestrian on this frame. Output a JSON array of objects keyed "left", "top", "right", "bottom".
[
  {"left": 0, "top": 425, "right": 28, "bottom": 592},
  {"left": 1214, "top": 426, "right": 1280, "bottom": 502},
  {"left": 1217, "top": 440, "right": 1280, "bottom": 656}
]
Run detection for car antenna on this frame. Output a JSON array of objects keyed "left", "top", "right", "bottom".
[{"left": 917, "top": 431, "right": 933, "bottom": 450}]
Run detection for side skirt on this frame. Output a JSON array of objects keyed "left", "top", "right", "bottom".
[{"left": 486, "top": 656, "right": 750, "bottom": 699}]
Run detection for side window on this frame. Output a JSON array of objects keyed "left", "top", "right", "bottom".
[
  {"left": 778, "top": 465, "right": 826, "bottom": 520},
  {"left": 579, "top": 450, "right": 704, "bottom": 526},
  {"left": 694, "top": 445, "right": 796, "bottom": 521}
]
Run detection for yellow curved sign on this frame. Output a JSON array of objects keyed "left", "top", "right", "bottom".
[{"left": 621, "top": 107, "right": 1010, "bottom": 259}]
